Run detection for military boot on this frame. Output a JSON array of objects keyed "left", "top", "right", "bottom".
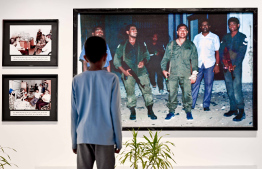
[
  {"left": 129, "top": 107, "right": 136, "bottom": 120},
  {"left": 147, "top": 105, "right": 157, "bottom": 120},
  {"left": 233, "top": 109, "right": 246, "bottom": 122},
  {"left": 224, "top": 110, "right": 238, "bottom": 117}
]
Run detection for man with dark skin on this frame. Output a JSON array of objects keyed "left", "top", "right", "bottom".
[
  {"left": 114, "top": 24, "right": 157, "bottom": 120},
  {"left": 192, "top": 19, "right": 220, "bottom": 111},
  {"left": 219, "top": 17, "right": 248, "bottom": 121},
  {"left": 146, "top": 33, "right": 165, "bottom": 94},
  {"left": 161, "top": 24, "right": 198, "bottom": 120}
]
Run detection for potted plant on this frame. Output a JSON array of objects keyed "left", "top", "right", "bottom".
[
  {"left": 118, "top": 129, "right": 175, "bottom": 169},
  {"left": 118, "top": 129, "right": 144, "bottom": 169},
  {"left": 0, "top": 145, "right": 17, "bottom": 169}
]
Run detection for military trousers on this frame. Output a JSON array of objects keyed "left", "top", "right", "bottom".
[
  {"left": 122, "top": 73, "right": 153, "bottom": 108},
  {"left": 167, "top": 76, "right": 192, "bottom": 113}
]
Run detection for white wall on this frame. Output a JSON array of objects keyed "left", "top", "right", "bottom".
[{"left": 0, "top": 0, "right": 260, "bottom": 169}]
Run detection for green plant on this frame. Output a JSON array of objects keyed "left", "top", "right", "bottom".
[
  {"left": 0, "top": 145, "right": 17, "bottom": 169},
  {"left": 118, "top": 129, "right": 144, "bottom": 169},
  {"left": 142, "top": 130, "right": 175, "bottom": 169},
  {"left": 118, "top": 129, "right": 175, "bottom": 169}
]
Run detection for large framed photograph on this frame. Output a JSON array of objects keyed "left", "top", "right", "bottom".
[
  {"left": 2, "top": 74, "right": 58, "bottom": 121},
  {"left": 2, "top": 20, "right": 58, "bottom": 66},
  {"left": 73, "top": 8, "right": 257, "bottom": 130}
]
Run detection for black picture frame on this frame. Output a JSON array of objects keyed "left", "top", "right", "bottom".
[
  {"left": 2, "top": 19, "right": 58, "bottom": 66},
  {"left": 73, "top": 8, "right": 257, "bottom": 130},
  {"left": 2, "top": 74, "right": 58, "bottom": 121}
]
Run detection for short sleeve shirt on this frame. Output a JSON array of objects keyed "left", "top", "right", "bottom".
[
  {"left": 193, "top": 32, "right": 220, "bottom": 68},
  {"left": 79, "top": 44, "right": 112, "bottom": 67}
]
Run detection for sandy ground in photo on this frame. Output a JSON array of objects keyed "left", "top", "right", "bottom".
[{"left": 119, "top": 79, "right": 253, "bottom": 128}]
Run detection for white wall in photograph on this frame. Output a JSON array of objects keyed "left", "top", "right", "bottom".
[
  {"left": 10, "top": 25, "right": 52, "bottom": 39},
  {"left": 0, "top": 1, "right": 261, "bottom": 169}
]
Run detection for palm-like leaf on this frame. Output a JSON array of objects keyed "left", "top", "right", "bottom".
[
  {"left": 0, "top": 145, "right": 18, "bottom": 169},
  {"left": 117, "top": 129, "right": 175, "bottom": 169}
]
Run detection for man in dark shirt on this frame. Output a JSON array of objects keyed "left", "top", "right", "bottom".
[
  {"left": 113, "top": 24, "right": 157, "bottom": 120},
  {"left": 219, "top": 17, "right": 248, "bottom": 121},
  {"left": 146, "top": 33, "right": 165, "bottom": 94}
]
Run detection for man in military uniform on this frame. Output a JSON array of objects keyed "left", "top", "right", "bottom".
[
  {"left": 161, "top": 24, "right": 198, "bottom": 120},
  {"left": 113, "top": 24, "right": 157, "bottom": 120},
  {"left": 219, "top": 17, "right": 248, "bottom": 121}
]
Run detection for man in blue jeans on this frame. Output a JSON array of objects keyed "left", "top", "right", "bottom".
[
  {"left": 192, "top": 19, "right": 220, "bottom": 111},
  {"left": 219, "top": 17, "right": 248, "bottom": 121}
]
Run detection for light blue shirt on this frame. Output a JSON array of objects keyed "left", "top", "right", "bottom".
[
  {"left": 193, "top": 32, "right": 220, "bottom": 68},
  {"left": 71, "top": 70, "right": 122, "bottom": 150},
  {"left": 79, "top": 44, "right": 112, "bottom": 67}
]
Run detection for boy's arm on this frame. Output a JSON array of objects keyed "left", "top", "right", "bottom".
[
  {"left": 71, "top": 79, "right": 78, "bottom": 153},
  {"left": 110, "top": 76, "right": 122, "bottom": 150}
]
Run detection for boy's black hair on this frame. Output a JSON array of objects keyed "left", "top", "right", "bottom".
[
  {"left": 177, "top": 24, "right": 188, "bottom": 31},
  {"left": 84, "top": 36, "right": 107, "bottom": 63},
  {"left": 228, "top": 17, "right": 239, "bottom": 25},
  {"left": 125, "top": 24, "right": 137, "bottom": 31}
]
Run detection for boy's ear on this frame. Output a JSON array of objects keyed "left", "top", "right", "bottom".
[{"left": 84, "top": 55, "right": 89, "bottom": 62}]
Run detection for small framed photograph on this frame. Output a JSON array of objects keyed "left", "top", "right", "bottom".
[
  {"left": 2, "top": 20, "right": 58, "bottom": 66},
  {"left": 2, "top": 74, "right": 58, "bottom": 121},
  {"left": 73, "top": 8, "right": 257, "bottom": 130}
]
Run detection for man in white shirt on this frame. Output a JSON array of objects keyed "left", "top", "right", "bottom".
[
  {"left": 192, "top": 19, "right": 220, "bottom": 111},
  {"left": 36, "top": 90, "right": 51, "bottom": 110}
]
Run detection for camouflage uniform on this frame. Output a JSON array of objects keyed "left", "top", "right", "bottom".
[
  {"left": 161, "top": 39, "right": 198, "bottom": 113},
  {"left": 113, "top": 40, "right": 153, "bottom": 108}
]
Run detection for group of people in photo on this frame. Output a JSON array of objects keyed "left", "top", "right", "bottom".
[
  {"left": 79, "top": 17, "right": 248, "bottom": 122},
  {"left": 9, "top": 28, "right": 52, "bottom": 55},
  {"left": 9, "top": 81, "right": 51, "bottom": 110}
]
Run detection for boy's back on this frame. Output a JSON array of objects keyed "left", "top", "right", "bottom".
[
  {"left": 71, "top": 36, "right": 122, "bottom": 169},
  {"left": 71, "top": 70, "right": 122, "bottom": 149}
]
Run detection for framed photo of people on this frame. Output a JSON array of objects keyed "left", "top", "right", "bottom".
[
  {"left": 2, "top": 74, "right": 58, "bottom": 121},
  {"left": 73, "top": 8, "right": 257, "bottom": 130},
  {"left": 2, "top": 19, "right": 58, "bottom": 66}
]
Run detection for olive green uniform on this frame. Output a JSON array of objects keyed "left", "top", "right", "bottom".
[
  {"left": 161, "top": 39, "right": 198, "bottom": 113},
  {"left": 114, "top": 40, "right": 153, "bottom": 108}
]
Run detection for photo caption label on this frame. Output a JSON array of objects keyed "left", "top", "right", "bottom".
[
  {"left": 11, "top": 111, "right": 50, "bottom": 116},
  {"left": 11, "top": 56, "right": 50, "bottom": 61}
]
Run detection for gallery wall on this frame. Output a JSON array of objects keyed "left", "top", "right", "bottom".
[{"left": 0, "top": 0, "right": 260, "bottom": 169}]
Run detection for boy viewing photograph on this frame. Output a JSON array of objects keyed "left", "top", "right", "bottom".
[{"left": 71, "top": 36, "right": 122, "bottom": 169}]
